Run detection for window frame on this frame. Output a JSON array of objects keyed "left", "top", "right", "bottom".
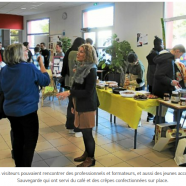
[
  {"left": 164, "top": 2, "right": 186, "bottom": 49},
  {"left": 26, "top": 17, "right": 50, "bottom": 51},
  {"left": 82, "top": 3, "right": 114, "bottom": 55}
]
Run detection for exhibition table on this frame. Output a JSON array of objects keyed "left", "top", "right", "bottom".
[
  {"left": 96, "top": 88, "right": 159, "bottom": 148},
  {"left": 157, "top": 100, "right": 186, "bottom": 151}
]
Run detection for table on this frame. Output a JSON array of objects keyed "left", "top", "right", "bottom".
[
  {"left": 157, "top": 100, "right": 186, "bottom": 151},
  {"left": 96, "top": 88, "right": 159, "bottom": 148}
]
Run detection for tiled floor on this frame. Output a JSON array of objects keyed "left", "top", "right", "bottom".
[{"left": 0, "top": 98, "right": 184, "bottom": 167}]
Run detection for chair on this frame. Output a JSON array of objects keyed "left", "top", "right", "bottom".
[{"left": 41, "top": 69, "right": 59, "bottom": 106}]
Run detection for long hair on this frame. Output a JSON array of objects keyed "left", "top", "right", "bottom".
[
  {"left": 78, "top": 44, "right": 98, "bottom": 64},
  {"left": 3, "top": 43, "right": 24, "bottom": 65},
  {"left": 71, "top": 37, "right": 85, "bottom": 51}
]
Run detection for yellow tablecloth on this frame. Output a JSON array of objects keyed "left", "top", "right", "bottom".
[{"left": 97, "top": 88, "right": 160, "bottom": 129}]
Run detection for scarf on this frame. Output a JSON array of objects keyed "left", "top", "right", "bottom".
[
  {"left": 175, "top": 61, "right": 186, "bottom": 87},
  {"left": 73, "top": 62, "right": 96, "bottom": 84}
]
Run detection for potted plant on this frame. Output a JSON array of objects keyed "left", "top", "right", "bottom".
[
  {"left": 98, "top": 34, "right": 133, "bottom": 86},
  {"left": 58, "top": 36, "right": 72, "bottom": 54}
]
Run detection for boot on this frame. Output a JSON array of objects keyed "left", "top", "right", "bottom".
[
  {"left": 74, "top": 151, "right": 88, "bottom": 162},
  {"left": 77, "top": 157, "right": 96, "bottom": 167}
]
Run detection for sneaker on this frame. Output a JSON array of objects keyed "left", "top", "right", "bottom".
[
  {"left": 138, "top": 121, "right": 141, "bottom": 127},
  {"left": 75, "top": 132, "right": 82, "bottom": 137},
  {"left": 69, "top": 129, "right": 75, "bottom": 134}
]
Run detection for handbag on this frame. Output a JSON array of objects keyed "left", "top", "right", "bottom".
[{"left": 0, "top": 91, "right": 6, "bottom": 119}]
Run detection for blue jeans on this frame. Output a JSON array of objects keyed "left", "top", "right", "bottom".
[{"left": 8, "top": 111, "right": 39, "bottom": 167}]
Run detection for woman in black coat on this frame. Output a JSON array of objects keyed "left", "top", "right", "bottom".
[
  {"left": 57, "top": 44, "right": 99, "bottom": 167},
  {"left": 61, "top": 37, "right": 85, "bottom": 135}
]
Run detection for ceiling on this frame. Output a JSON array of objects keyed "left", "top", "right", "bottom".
[{"left": 0, "top": 2, "right": 88, "bottom": 16}]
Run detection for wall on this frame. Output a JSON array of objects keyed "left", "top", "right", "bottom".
[
  {"left": 23, "top": 2, "right": 164, "bottom": 82},
  {"left": 0, "top": 14, "right": 23, "bottom": 30}
]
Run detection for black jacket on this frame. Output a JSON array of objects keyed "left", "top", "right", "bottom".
[
  {"left": 61, "top": 48, "right": 72, "bottom": 77},
  {"left": 41, "top": 49, "right": 50, "bottom": 68},
  {"left": 70, "top": 68, "right": 99, "bottom": 112},
  {"left": 152, "top": 50, "right": 176, "bottom": 98},
  {"left": 146, "top": 48, "right": 159, "bottom": 86},
  {"left": 0, "top": 49, "right": 4, "bottom": 62}
]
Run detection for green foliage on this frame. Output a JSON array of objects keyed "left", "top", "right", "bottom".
[
  {"left": 99, "top": 34, "right": 133, "bottom": 73},
  {"left": 58, "top": 37, "right": 72, "bottom": 53},
  {"left": 40, "top": 23, "right": 49, "bottom": 33}
]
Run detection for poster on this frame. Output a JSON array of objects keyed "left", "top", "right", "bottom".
[
  {"left": 137, "top": 33, "right": 148, "bottom": 47},
  {"left": 51, "top": 56, "right": 63, "bottom": 75}
]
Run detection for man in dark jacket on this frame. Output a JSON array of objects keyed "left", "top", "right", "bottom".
[
  {"left": 153, "top": 44, "right": 185, "bottom": 98},
  {"left": 23, "top": 42, "right": 33, "bottom": 62},
  {"left": 40, "top": 42, "right": 50, "bottom": 69},
  {"left": 146, "top": 36, "right": 163, "bottom": 122},
  {"left": 152, "top": 44, "right": 185, "bottom": 127}
]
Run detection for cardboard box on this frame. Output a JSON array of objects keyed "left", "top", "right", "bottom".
[
  {"left": 153, "top": 122, "right": 186, "bottom": 151},
  {"left": 155, "top": 122, "right": 177, "bottom": 144}
]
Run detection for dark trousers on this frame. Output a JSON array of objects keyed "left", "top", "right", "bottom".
[
  {"left": 66, "top": 95, "right": 81, "bottom": 132},
  {"left": 7, "top": 111, "right": 39, "bottom": 167}
]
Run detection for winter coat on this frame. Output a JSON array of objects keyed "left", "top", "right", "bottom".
[
  {"left": 146, "top": 48, "right": 159, "bottom": 86},
  {"left": 152, "top": 50, "right": 176, "bottom": 98}
]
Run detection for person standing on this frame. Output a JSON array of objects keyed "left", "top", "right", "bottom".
[
  {"left": 23, "top": 42, "right": 33, "bottom": 62},
  {"left": 124, "top": 52, "right": 145, "bottom": 90},
  {"left": 55, "top": 43, "right": 64, "bottom": 57},
  {"left": 61, "top": 37, "right": 85, "bottom": 137},
  {"left": 32, "top": 47, "right": 44, "bottom": 70},
  {"left": 57, "top": 44, "right": 99, "bottom": 167},
  {"left": 0, "top": 43, "right": 50, "bottom": 167},
  {"left": 40, "top": 42, "right": 50, "bottom": 69},
  {"left": 146, "top": 36, "right": 164, "bottom": 122},
  {"left": 153, "top": 44, "right": 186, "bottom": 122}
]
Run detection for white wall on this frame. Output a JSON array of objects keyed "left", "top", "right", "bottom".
[{"left": 23, "top": 2, "right": 164, "bottom": 81}]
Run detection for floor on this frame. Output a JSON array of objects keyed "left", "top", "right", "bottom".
[{"left": 0, "top": 97, "right": 184, "bottom": 167}]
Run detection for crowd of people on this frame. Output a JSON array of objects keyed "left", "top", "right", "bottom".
[{"left": 0, "top": 36, "right": 186, "bottom": 167}]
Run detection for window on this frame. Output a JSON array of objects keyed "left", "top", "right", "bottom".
[
  {"left": 83, "top": 6, "right": 114, "bottom": 28},
  {"left": 27, "top": 18, "right": 49, "bottom": 53},
  {"left": 164, "top": 2, "right": 186, "bottom": 49},
  {"left": 10, "top": 30, "right": 19, "bottom": 44},
  {"left": 82, "top": 4, "right": 114, "bottom": 58}
]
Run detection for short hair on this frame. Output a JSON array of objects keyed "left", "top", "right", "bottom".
[
  {"left": 3, "top": 43, "right": 24, "bottom": 65},
  {"left": 56, "top": 43, "right": 62, "bottom": 48},
  {"left": 23, "top": 42, "right": 29, "bottom": 47},
  {"left": 71, "top": 37, "right": 85, "bottom": 51},
  {"left": 40, "top": 42, "right": 45, "bottom": 46},
  {"left": 78, "top": 44, "right": 98, "bottom": 64},
  {"left": 34, "top": 47, "right": 40, "bottom": 53},
  {"left": 127, "top": 52, "right": 138, "bottom": 63},
  {"left": 85, "top": 38, "right": 93, "bottom": 45},
  {"left": 173, "top": 44, "right": 186, "bottom": 53}
]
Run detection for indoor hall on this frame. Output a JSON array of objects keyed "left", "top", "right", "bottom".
[
  {"left": 1, "top": 1, "right": 186, "bottom": 168},
  {"left": 0, "top": 98, "right": 181, "bottom": 167}
]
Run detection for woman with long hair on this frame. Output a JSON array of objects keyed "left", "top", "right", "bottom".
[{"left": 57, "top": 44, "right": 99, "bottom": 167}]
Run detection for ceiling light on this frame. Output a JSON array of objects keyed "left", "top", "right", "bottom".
[{"left": 21, "top": 8, "right": 26, "bottom": 9}]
